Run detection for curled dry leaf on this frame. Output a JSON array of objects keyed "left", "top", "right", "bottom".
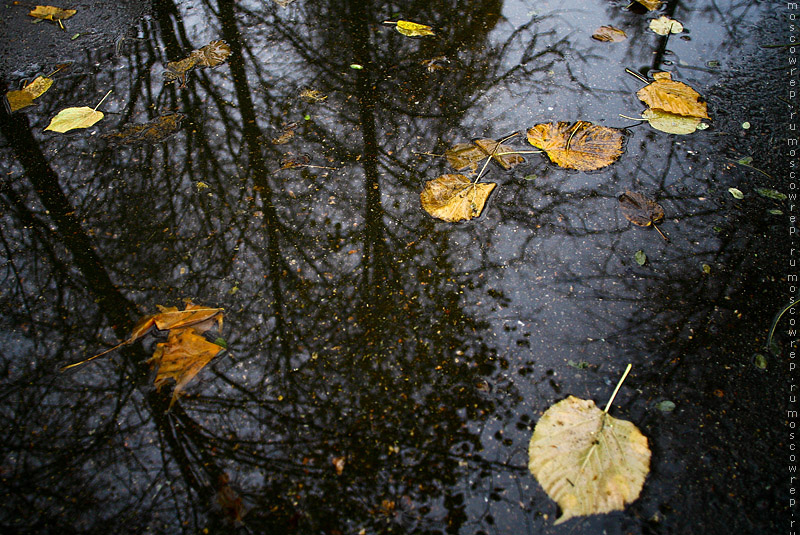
[
  {"left": 45, "top": 106, "right": 103, "bottom": 133},
  {"left": 148, "top": 327, "right": 224, "bottom": 408},
  {"left": 592, "top": 26, "right": 627, "bottom": 42},
  {"left": 103, "top": 113, "right": 185, "bottom": 145},
  {"left": 649, "top": 16, "right": 684, "bottom": 35},
  {"left": 299, "top": 88, "right": 327, "bottom": 102},
  {"left": 526, "top": 121, "right": 625, "bottom": 171},
  {"left": 635, "top": 0, "right": 662, "bottom": 10},
  {"left": 6, "top": 76, "right": 53, "bottom": 112},
  {"left": 165, "top": 40, "right": 232, "bottom": 87},
  {"left": 528, "top": 396, "right": 651, "bottom": 525},
  {"left": 637, "top": 72, "right": 708, "bottom": 119},
  {"left": 420, "top": 174, "right": 496, "bottom": 223},
  {"left": 445, "top": 138, "right": 525, "bottom": 173}
]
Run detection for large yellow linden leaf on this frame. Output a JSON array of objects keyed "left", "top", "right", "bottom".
[
  {"left": 148, "top": 327, "right": 224, "bottom": 408},
  {"left": 637, "top": 72, "right": 709, "bottom": 119},
  {"left": 395, "top": 20, "right": 435, "bottom": 37},
  {"left": 526, "top": 121, "right": 625, "bottom": 171},
  {"left": 420, "top": 174, "right": 497, "bottom": 222},
  {"left": 642, "top": 108, "right": 702, "bottom": 135},
  {"left": 528, "top": 396, "right": 651, "bottom": 525},
  {"left": 44, "top": 106, "right": 104, "bottom": 133}
]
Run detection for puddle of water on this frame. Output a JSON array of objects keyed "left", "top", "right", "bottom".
[{"left": 0, "top": 0, "right": 790, "bottom": 533}]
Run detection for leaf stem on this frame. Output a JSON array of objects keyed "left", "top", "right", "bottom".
[
  {"left": 93, "top": 89, "right": 113, "bottom": 111},
  {"left": 603, "top": 363, "right": 632, "bottom": 414},
  {"left": 60, "top": 340, "right": 130, "bottom": 371},
  {"left": 619, "top": 114, "right": 645, "bottom": 122},
  {"left": 625, "top": 67, "right": 649, "bottom": 84},
  {"left": 766, "top": 298, "right": 800, "bottom": 351},
  {"left": 652, "top": 222, "right": 670, "bottom": 242}
]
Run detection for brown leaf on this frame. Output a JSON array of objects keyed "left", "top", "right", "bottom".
[
  {"left": 526, "top": 121, "right": 625, "bottom": 171},
  {"left": 148, "top": 327, "right": 224, "bottom": 408},
  {"left": 445, "top": 138, "right": 524, "bottom": 173},
  {"left": 420, "top": 174, "right": 497, "bottom": 222},
  {"left": 103, "top": 113, "right": 185, "bottom": 145},
  {"left": 636, "top": 72, "right": 709, "bottom": 119},
  {"left": 216, "top": 473, "right": 246, "bottom": 524},
  {"left": 592, "top": 26, "right": 627, "bottom": 42},
  {"left": 618, "top": 191, "right": 664, "bottom": 227},
  {"left": 332, "top": 456, "right": 346, "bottom": 475},
  {"left": 165, "top": 40, "right": 231, "bottom": 87},
  {"left": 635, "top": 0, "right": 662, "bottom": 10}
]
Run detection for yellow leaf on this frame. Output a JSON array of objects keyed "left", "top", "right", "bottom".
[
  {"left": 591, "top": 26, "right": 627, "bottom": 42},
  {"left": 635, "top": 0, "right": 662, "bottom": 10},
  {"left": 528, "top": 396, "right": 651, "bottom": 525},
  {"left": 29, "top": 5, "right": 76, "bottom": 21},
  {"left": 148, "top": 327, "right": 224, "bottom": 408},
  {"left": 637, "top": 72, "right": 709, "bottom": 119},
  {"left": 165, "top": 40, "right": 231, "bottom": 86},
  {"left": 526, "top": 121, "right": 625, "bottom": 171},
  {"left": 45, "top": 106, "right": 103, "bottom": 133},
  {"left": 642, "top": 108, "right": 702, "bottom": 135},
  {"left": 6, "top": 76, "right": 53, "bottom": 112},
  {"left": 420, "top": 174, "right": 496, "bottom": 222},
  {"left": 649, "top": 16, "right": 683, "bottom": 36},
  {"left": 393, "top": 20, "right": 435, "bottom": 37},
  {"left": 445, "top": 138, "right": 525, "bottom": 173}
]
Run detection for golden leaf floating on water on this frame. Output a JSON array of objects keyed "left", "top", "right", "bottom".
[
  {"left": 445, "top": 138, "right": 525, "bottom": 173},
  {"left": 103, "top": 113, "right": 185, "bottom": 145},
  {"left": 385, "top": 20, "right": 435, "bottom": 37},
  {"left": 637, "top": 72, "right": 708, "bottom": 119},
  {"left": 299, "top": 88, "right": 327, "bottom": 102},
  {"left": 526, "top": 121, "right": 625, "bottom": 171},
  {"left": 165, "top": 40, "right": 232, "bottom": 87},
  {"left": 5, "top": 76, "right": 53, "bottom": 112},
  {"left": 420, "top": 174, "right": 496, "bottom": 223},
  {"left": 28, "top": 5, "right": 76, "bottom": 24},
  {"left": 641, "top": 108, "right": 702, "bottom": 135},
  {"left": 148, "top": 327, "right": 224, "bottom": 408},
  {"left": 592, "top": 26, "right": 627, "bottom": 42},
  {"left": 649, "top": 16, "right": 683, "bottom": 35},
  {"left": 528, "top": 395, "right": 651, "bottom": 525},
  {"left": 635, "top": 0, "right": 662, "bottom": 10},
  {"left": 45, "top": 106, "right": 103, "bottom": 133}
]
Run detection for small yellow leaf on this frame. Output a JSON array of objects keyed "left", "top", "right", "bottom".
[
  {"left": 642, "top": 108, "right": 702, "bottom": 135},
  {"left": 29, "top": 5, "right": 76, "bottom": 22},
  {"left": 45, "top": 106, "right": 103, "bottom": 133},
  {"left": 649, "top": 16, "right": 683, "bottom": 36},
  {"left": 6, "top": 76, "right": 53, "bottom": 112},
  {"left": 635, "top": 0, "right": 662, "bottom": 10},
  {"left": 393, "top": 20, "right": 435, "bottom": 37},
  {"left": 592, "top": 26, "right": 627, "bottom": 42},
  {"left": 420, "top": 174, "right": 496, "bottom": 222}
]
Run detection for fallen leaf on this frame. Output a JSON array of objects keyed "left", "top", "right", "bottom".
[
  {"left": 637, "top": 72, "right": 709, "bottom": 119},
  {"left": 45, "top": 106, "right": 103, "bottom": 133},
  {"left": 6, "top": 76, "right": 53, "bottom": 112},
  {"left": 641, "top": 108, "right": 702, "bottom": 135},
  {"left": 635, "top": 0, "right": 662, "bottom": 10},
  {"left": 332, "top": 456, "right": 346, "bottom": 475},
  {"left": 528, "top": 395, "right": 650, "bottom": 525},
  {"left": 279, "top": 153, "right": 311, "bottom": 169},
  {"left": 526, "top": 121, "right": 625, "bottom": 171},
  {"left": 272, "top": 0, "right": 295, "bottom": 6},
  {"left": 756, "top": 188, "right": 787, "bottom": 201},
  {"left": 299, "top": 88, "right": 327, "bottom": 102},
  {"left": 592, "top": 26, "right": 627, "bottom": 42},
  {"left": 216, "top": 473, "right": 246, "bottom": 524},
  {"left": 656, "top": 400, "right": 675, "bottom": 412},
  {"left": 103, "top": 113, "right": 185, "bottom": 145},
  {"left": 649, "top": 16, "right": 683, "bottom": 35},
  {"left": 271, "top": 123, "right": 297, "bottom": 145},
  {"left": 148, "top": 327, "right": 224, "bottom": 408},
  {"left": 728, "top": 187, "right": 744, "bottom": 199},
  {"left": 445, "top": 138, "right": 525, "bottom": 173},
  {"left": 634, "top": 250, "right": 647, "bottom": 266},
  {"left": 420, "top": 174, "right": 496, "bottom": 222},
  {"left": 386, "top": 20, "right": 435, "bottom": 37},
  {"left": 61, "top": 300, "right": 224, "bottom": 371},
  {"left": 618, "top": 191, "right": 664, "bottom": 227},
  {"left": 28, "top": 5, "right": 76, "bottom": 23},
  {"left": 165, "top": 40, "right": 231, "bottom": 87}
]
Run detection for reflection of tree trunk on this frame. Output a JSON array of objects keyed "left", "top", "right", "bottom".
[
  {"left": 0, "top": 106, "right": 135, "bottom": 327},
  {"left": 216, "top": 0, "right": 294, "bottom": 366}
]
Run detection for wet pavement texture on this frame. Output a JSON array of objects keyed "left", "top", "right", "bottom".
[{"left": 0, "top": 1, "right": 792, "bottom": 534}]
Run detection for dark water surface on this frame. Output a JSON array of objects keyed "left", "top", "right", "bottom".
[{"left": 0, "top": 0, "right": 792, "bottom": 533}]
